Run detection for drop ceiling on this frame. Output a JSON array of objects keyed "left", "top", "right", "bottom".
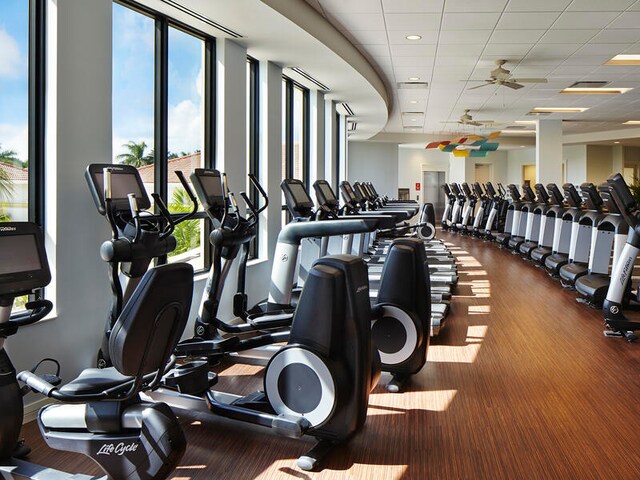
[{"left": 304, "top": 0, "right": 640, "bottom": 138}]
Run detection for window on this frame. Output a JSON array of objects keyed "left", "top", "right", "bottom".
[
  {"left": 112, "top": 1, "right": 216, "bottom": 272},
  {"left": 247, "top": 57, "right": 259, "bottom": 258},
  {"left": 281, "top": 77, "right": 309, "bottom": 222},
  {"left": 0, "top": 0, "right": 45, "bottom": 310}
]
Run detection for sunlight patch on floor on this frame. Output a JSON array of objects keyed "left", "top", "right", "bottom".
[
  {"left": 369, "top": 389, "right": 457, "bottom": 412},
  {"left": 468, "top": 305, "right": 490, "bottom": 315}
]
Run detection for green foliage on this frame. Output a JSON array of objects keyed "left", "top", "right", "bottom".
[
  {"left": 116, "top": 141, "right": 154, "bottom": 168},
  {"left": 0, "top": 161, "right": 14, "bottom": 202},
  {"left": 629, "top": 178, "right": 640, "bottom": 206},
  {"left": 0, "top": 145, "right": 26, "bottom": 168},
  {"left": 168, "top": 187, "right": 200, "bottom": 257}
]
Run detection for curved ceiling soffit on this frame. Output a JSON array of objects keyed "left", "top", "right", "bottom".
[{"left": 261, "top": 0, "right": 390, "bottom": 135}]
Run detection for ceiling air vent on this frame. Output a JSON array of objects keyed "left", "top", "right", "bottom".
[
  {"left": 160, "top": 0, "right": 243, "bottom": 38},
  {"left": 568, "top": 81, "right": 609, "bottom": 88},
  {"left": 397, "top": 81, "right": 429, "bottom": 90},
  {"left": 348, "top": 120, "right": 357, "bottom": 132},
  {"left": 290, "top": 67, "right": 331, "bottom": 91},
  {"left": 342, "top": 103, "right": 355, "bottom": 116}
]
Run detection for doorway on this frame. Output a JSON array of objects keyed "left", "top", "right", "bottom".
[
  {"left": 423, "top": 171, "right": 446, "bottom": 219},
  {"left": 475, "top": 163, "right": 492, "bottom": 184},
  {"left": 522, "top": 164, "right": 536, "bottom": 187}
]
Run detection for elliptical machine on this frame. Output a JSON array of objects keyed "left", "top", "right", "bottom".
[
  {"left": 85, "top": 164, "right": 198, "bottom": 368},
  {"left": 0, "top": 222, "right": 190, "bottom": 479}
]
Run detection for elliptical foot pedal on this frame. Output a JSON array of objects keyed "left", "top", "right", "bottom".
[{"left": 297, "top": 439, "right": 337, "bottom": 471}]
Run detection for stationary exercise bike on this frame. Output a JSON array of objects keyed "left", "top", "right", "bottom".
[{"left": 0, "top": 222, "right": 191, "bottom": 479}]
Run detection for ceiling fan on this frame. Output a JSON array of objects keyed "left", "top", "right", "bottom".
[
  {"left": 441, "top": 109, "right": 495, "bottom": 127},
  {"left": 468, "top": 59, "right": 547, "bottom": 90}
]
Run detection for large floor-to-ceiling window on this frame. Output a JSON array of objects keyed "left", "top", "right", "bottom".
[
  {"left": 112, "top": 1, "right": 215, "bottom": 272},
  {"left": 281, "top": 76, "right": 309, "bottom": 222}
]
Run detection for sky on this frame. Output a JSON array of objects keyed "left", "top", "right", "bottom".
[
  {"left": 0, "top": 0, "right": 29, "bottom": 161},
  {"left": 0, "top": 1, "right": 204, "bottom": 164}
]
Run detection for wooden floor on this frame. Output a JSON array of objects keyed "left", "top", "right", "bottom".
[{"left": 20, "top": 231, "right": 640, "bottom": 479}]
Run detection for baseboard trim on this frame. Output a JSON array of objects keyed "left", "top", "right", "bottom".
[{"left": 23, "top": 398, "right": 56, "bottom": 424}]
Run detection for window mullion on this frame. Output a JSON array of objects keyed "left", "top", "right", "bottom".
[{"left": 154, "top": 16, "right": 169, "bottom": 205}]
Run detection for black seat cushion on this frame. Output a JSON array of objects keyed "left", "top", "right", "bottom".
[
  {"left": 59, "top": 368, "right": 132, "bottom": 395},
  {"left": 531, "top": 246, "right": 552, "bottom": 263},
  {"left": 545, "top": 253, "right": 568, "bottom": 273},
  {"left": 519, "top": 241, "right": 537, "bottom": 255},
  {"left": 110, "top": 263, "right": 194, "bottom": 377}
]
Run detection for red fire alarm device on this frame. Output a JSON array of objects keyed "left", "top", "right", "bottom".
[{"left": 415, "top": 183, "right": 421, "bottom": 191}]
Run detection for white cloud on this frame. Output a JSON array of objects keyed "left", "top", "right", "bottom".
[
  {"left": 168, "top": 100, "right": 203, "bottom": 154},
  {"left": 0, "top": 29, "right": 25, "bottom": 79},
  {"left": 0, "top": 123, "right": 28, "bottom": 160}
]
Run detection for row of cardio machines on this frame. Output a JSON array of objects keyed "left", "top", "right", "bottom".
[
  {"left": 0, "top": 164, "right": 456, "bottom": 478},
  {"left": 285, "top": 177, "right": 458, "bottom": 336},
  {"left": 442, "top": 174, "right": 640, "bottom": 341}
]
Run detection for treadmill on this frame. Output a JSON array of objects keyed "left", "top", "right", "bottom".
[
  {"left": 517, "top": 183, "right": 550, "bottom": 257},
  {"left": 544, "top": 184, "right": 583, "bottom": 276},
  {"left": 530, "top": 183, "right": 566, "bottom": 265},
  {"left": 507, "top": 184, "right": 536, "bottom": 251}
]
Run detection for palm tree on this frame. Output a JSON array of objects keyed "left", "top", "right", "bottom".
[
  {"left": 0, "top": 144, "right": 25, "bottom": 168},
  {"left": 116, "top": 141, "right": 154, "bottom": 168},
  {"left": 0, "top": 166, "right": 13, "bottom": 200}
]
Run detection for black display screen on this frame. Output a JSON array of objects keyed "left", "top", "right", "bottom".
[
  {"left": 288, "top": 183, "right": 312, "bottom": 205},
  {"left": 0, "top": 234, "right": 41, "bottom": 275},
  {"left": 200, "top": 175, "right": 224, "bottom": 206},
  {"left": 319, "top": 183, "right": 337, "bottom": 202},
  {"left": 94, "top": 170, "right": 146, "bottom": 203}
]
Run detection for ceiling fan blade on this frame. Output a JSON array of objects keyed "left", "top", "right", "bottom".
[
  {"left": 504, "top": 82, "right": 524, "bottom": 90},
  {"left": 468, "top": 82, "right": 494, "bottom": 90},
  {"left": 467, "top": 121, "right": 483, "bottom": 127},
  {"left": 477, "top": 120, "right": 496, "bottom": 124},
  {"left": 512, "top": 78, "right": 547, "bottom": 83}
]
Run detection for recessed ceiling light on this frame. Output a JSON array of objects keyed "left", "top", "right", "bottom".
[
  {"left": 408, "top": 76, "right": 420, "bottom": 81},
  {"left": 561, "top": 87, "right": 632, "bottom": 94},
  {"left": 614, "top": 141, "right": 620, "bottom": 144},
  {"left": 410, "top": 100, "right": 418, "bottom": 104},
  {"left": 411, "top": 118, "right": 417, "bottom": 121},
  {"left": 623, "top": 120, "right": 640, "bottom": 125},
  {"left": 514, "top": 120, "right": 537, "bottom": 125},
  {"left": 500, "top": 130, "right": 536, "bottom": 135},
  {"left": 520, "top": 145, "right": 525, "bottom": 148},
  {"left": 531, "top": 107, "right": 589, "bottom": 113},
  {"left": 406, "top": 35, "right": 422, "bottom": 41},
  {"left": 606, "top": 54, "right": 640, "bottom": 65}
]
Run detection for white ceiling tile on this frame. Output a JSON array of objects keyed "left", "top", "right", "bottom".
[
  {"left": 437, "top": 44, "right": 485, "bottom": 57},
  {"left": 551, "top": 65, "right": 598, "bottom": 75},
  {"left": 567, "top": 0, "right": 635, "bottom": 11},
  {"left": 505, "top": 0, "right": 572, "bottom": 11},
  {"left": 608, "top": 11, "right": 640, "bottom": 28},
  {"left": 576, "top": 43, "right": 633, "bottom": 55},
  {"left": 590, "top": 29, "right": 640, "bottom": 43},
  {"left": 519, "top": 57, "right": 566, "bottom": 66},
  {"left": 387, "top": 30, "right": 439, "bottom": 44},
  {"left": 445, "top": 0, "right": 507, "bottom": 12},
  {"left": 394, "top": 66, "right": 434, "bottom": 79},
  {"left": 540, "top": 29, "right": 599, "bottom": 43},
  {"left": 384, "top": 13, "right": 441, "bottom": 30},
  {"left": 527, "top": 43, "right": 583, "bottom": 56},
  {"left": 317, "top": 0, "right": 382, "bottom": 13},
  {"left": 392, "top": 56, "right": 435, "bottom": 67},
  {"left": 442, "top": 12, "right": 501, "bottom": 30},
  {"left": 434, "top": 55, "right": 481, "bottom": 66},
  {"left": 390, "top": 44, "right": 438, "bottom": 56},
  {"left": 484, "top": 44, "right": 533, "bottom": 56},
  {"left": 497, "top": 12, "right": 561, "bottom": 30},
  {"left": 381, "top": 0, "right": 445, "bottom": 13},
  {"left": 553, "top": 11, "right": 621, "bottom": 29},
  {"left": 439, "top": 30, "right": 493, "bottom": 44},
  {"left": 328, "top": 13, "right": 385, "bottom": 30},
  {"left": 354, "top": 44, "right": 390, "bottom": 57},
  {"left": 490, "top": 29, "right": 546, "bottom": 44},
  {"left": 562, "top": 54, "right": 615, "bottom": 65},
  {"left": 341, "top": 30, "right": 388, "bottom": 44},
  {"left": 630, "top": 0, "right": 640, "bottom": 10}
]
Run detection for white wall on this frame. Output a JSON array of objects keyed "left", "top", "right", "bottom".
[
  {"left": 506, "top": 148, "right": 536, "bottom": 185},
  {"left": 398, "top": 147, "right": 450, "bottom": 203},
  {"left": 564, "top": 144, "right": 587, "bottom": 185},
  {"left": 587, "top": 145, "right": 614, "bottom": 185},
  {"left": 347, "top": 141, "right": 398, "bottom": 199}
]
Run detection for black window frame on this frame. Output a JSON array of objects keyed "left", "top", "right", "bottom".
[
  {"left": 114, "top": 1, "right": 216, "bottom": 272},
  {"left": 334, "top": 110, "right": 341, "bottom": 190},
  {"left": 247, "top": 56, "right": 259, "bottom": 259}
]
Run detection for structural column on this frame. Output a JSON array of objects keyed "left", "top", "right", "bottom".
[
  {"left": 325, "top": 100, "right": 337, "bottom": 188},
  {"left": 536, "top": 119, "right": 563, "bottom": 184},
  {"left": 612, "top": 144, "right": 624, "bottom": 174},
  {"left": 216, "top": 39, "right": 247, "bottom": 196},
  {"left": 309, "top": 90, "right": 325, "bottom": 187}
]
